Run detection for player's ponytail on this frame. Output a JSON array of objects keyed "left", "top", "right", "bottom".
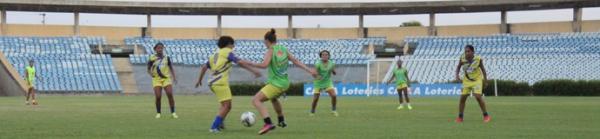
[{"left": 264, "top": 28, "right": 277, "bottom": 43}]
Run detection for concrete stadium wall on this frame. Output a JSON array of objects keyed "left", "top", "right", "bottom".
[
  {"left": 4, "top": 20, "right": 600, "bottom": 44},
  {"left": 437, "top": 24, "right": 499, "bottom": 36},
  {"left": 132, "top": 65, "right": 367, "bottom": 94},
  {"left": 582, "top": 20, "right": 600, "bottom": 32},
  {"left": 510, "top": 21, "right": 572, "bottom": 33},
  {"left": 0, "top": 51, "right": 27, "bottom": 96},
  {"left": 222, "top": 28, "right": 289, "bottom": 39},
  {"left": 6, "top": 24, "right": 73, "bottom": 36},
  {"left": 152, "top": 28, "right": 216, "bottom": 39},
  {"left": 296, "top": 28, "right": 359, "bottom": 39},
  {"left": 367, "top": 27, "right": 428, "bottom": 44},
  {"left": 80, "top": 26, "right": 140, "bottom": 44}
]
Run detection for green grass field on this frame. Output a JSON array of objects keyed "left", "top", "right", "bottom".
[{"left": 1, "top": 95, "right": 599, "bottom": 139}]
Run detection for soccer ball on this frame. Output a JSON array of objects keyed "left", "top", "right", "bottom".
[{"left": 240, "top": 111, "right": 256, "bottom": 127}]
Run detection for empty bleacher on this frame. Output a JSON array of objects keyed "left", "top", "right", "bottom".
[
  {"left": 0, "top": 36, "right": 122, "bottom": 93},
  {"left": 402, "top": 32, "right": 600, "bottom": 84},
  {"left": 126, "top": 37, "right": 382, "bottom": 66}
]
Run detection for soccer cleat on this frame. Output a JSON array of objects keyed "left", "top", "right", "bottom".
[
  {"left": 277, "top": 121, "right": 287, "bottom": 128},
  {"left": 155, "top": 113, "right": 161, "bottom": 119},
  {"left": 483, "top": 115, "right": 491, "bottom": 123},
  {"left": 407, "top": 105, "right": 413, "bottom": 110},
  {"left": 258, "top": 124, "right": 276, "bottom": 135},
  {"left": 397, "top": 105, "right": 404, "bottom": 110},
  {"left": 218, "top": 123, "right": 226, "bottom": 130},
  {"left": 172, "top": 113, "right": 179, "bottom": 119},
  {"left": 209, "top": 128, "right": 221, "bottom": 133},
  {"left": 455, "top": 117, "right": 464, "bottom": 123},
  {"left": 25, "top": 101, "right": 30, "bottom": 105},
  {"left": 331, "top": 111, "right": 339, "bottom": 117}
]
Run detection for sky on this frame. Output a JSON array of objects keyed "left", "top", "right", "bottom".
[{"left": 6, "top": 6, "right": 600, "bottom": 28}]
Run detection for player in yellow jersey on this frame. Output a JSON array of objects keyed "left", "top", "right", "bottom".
[
  {"left": 454, "top": 45, "right": 490, "bottom": 123},
  {"left": 25, "top": 59, "right": 40, "bottom": 105},
  {"left": 249, "top": 29, "right": 316, "bottom": 135},
  {"left": 148, "top": 42, "right": 178, "bottom": 119},
  {"left": 195, "top": 36, "right": 262, "bottom": 133},
  {"left": 387, "top": 59, "right": 412, "bottom": 110}
]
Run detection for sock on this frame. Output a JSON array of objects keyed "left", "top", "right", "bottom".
[
  {"left": 332, "top": 106, "right": 337, "bottom": 111},
  {"left": 264, "top": 117, "right": 272, "bottom": 125},
  {"left": 156, "top": 106, "right": 161, "bottom": 113},
  {"left": 401, "top": 103, "right": 405, "bottom": 106},
  {"left": 211, "top": 116, "right": 223, "bottom": 129},
  {"left": 170, "top": 106, "right": 175, "bottom": 113},
  {"left": 483, "top": 112, "right": 489, "bottom": 117},
  {"left": 277, "top": 116, "right": 285, "bottom": 123},
  {"left": 458, "top": 113, "right": 464, "bottom": 118},
  {"left": 310, "top": 109, "right": 315, "bottom": 113},
  {"left": 407, "top": 103, "right": 411, "bottom": 106}
]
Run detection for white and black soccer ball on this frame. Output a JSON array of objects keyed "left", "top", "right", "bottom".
[{"left": 240, "top": 111, "right": 256, "bottom": 127}]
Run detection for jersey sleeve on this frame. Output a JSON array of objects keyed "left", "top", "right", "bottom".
[{"left": 227, "top": 52, "right": 240, "bottom": 63}]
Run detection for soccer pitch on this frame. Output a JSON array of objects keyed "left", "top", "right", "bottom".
[{"left": 1, "top": 96, "right": 599, "bottom": 139}]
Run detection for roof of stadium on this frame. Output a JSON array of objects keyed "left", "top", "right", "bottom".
[{"left": 0, "top": 0, "right": 598, "bottom": 15}]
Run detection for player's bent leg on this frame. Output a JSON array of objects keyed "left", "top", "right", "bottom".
[
  {"left": 402, "top": 88, "right": 411, "bottom": 110},
  {"left": 164, "top": 85, "right": 177, "bottom": 118},
  {"left": 310, "top": 94, "right": 320, "bottom": 116},
  {"left": 456, "top": 94, "right": 469, "bottom": 123},
  {"left": 271, "top": 98, "right": 287, "bottom": 128},
  {"left": 326, "top": 89, "right": 338, "bottom": 116},
  {"left": 254, "top": 92, "right": 276, "bottom": 135},
  {"left": 153, "top": 87, "right": 162, "bottom": 118},
  {"left": 396, "top": 89, "right": 405, "bottom": 110},
  {"left": 474, "top": 94, "right": 490, "bottom": 123},
  {"left": 219, "top": 100, "right": 232, "bottom": 130},
  {"left": 253, "top": 92, "right": 270, "bottom": 118}
]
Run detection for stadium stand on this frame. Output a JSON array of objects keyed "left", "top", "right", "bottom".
[
  {"left": 403, "top": 32, "right": 600, "bottom": 84},
  {"left": 126, "top": 37, "right": 382, "bottom": 66},
  {"left": 0, "top": 36, "right": 122, "bottom": 93}
]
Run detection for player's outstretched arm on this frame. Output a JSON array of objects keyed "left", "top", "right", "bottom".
[
  {"left": 405, "top": 70, "right": 410, "bottom": 87},
  {"left": 454, "top": 60, "right": 462, "bottom": 82},
  {"left": 168, "top": 57, "right": 177, "bottom": 84},
  {"left": 331, "top": 63, "right": 337, "bottom": 75},
  {"left": 238, "top": 59, "right": 262, "bottom": 78},
  {"left": 387, "top": 74, "right": 395, "bottom": 84},
  {"left": 195, "top": 64, "right": 209, "bottom": 88},
  {"left": 250, "top": 49, "right": 273, "bottom": 69},
  {"left": 288, "top": 51, "right": 317, "bottom": 78},
  {"left": 146, "top": 60, "right": 153, "bottom": 77},
  {"left": 480, "top": 59, "right": 488, "bottom": 87}
]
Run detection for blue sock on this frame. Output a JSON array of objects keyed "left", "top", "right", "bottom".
[
  {"left": 332, "top": 106, "right": 337, "bottom": 111},
  {"left": 310, "top": 109, "right": 315, "bottom": 113},
  {"left": 211, "top": 116, "right": 223, "bottom": 129},
  {"left": 156, "top": 106, "right": 161, "bottom": 113},
  {"left": 170, "top": 106, "right": 175, "bottom": 113}
]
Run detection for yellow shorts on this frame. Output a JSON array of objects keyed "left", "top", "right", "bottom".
[
  {"left": 396, "top": 83, "right": 408, "bottom": 90},
  {"left": 210, "top": 85, "right": 232, "bottom": 102},
  {"left": 260, "top": 84, "right": 288, "bottom": 100},
  {"left": 462, "top": 78, "right": 483, "bottom": 95},
  {"left": 152, "top": 78, "right": 172, "bottom": 88},
  {"left": 313, "top": 85, "right": 334, "bottom": 94}
]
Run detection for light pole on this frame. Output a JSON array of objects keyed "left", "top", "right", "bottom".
[{"left": 39, "top": 13, "right": 46, "bottom": 25}]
